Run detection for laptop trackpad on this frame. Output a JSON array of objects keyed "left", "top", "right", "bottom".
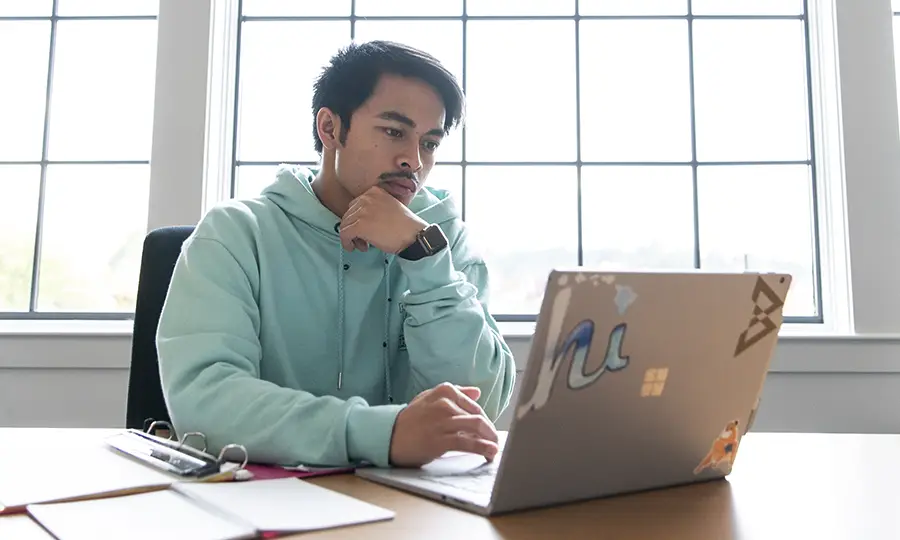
[
  {"left": 422, "top": 453, "right": 492, "bottom": 475},
  {"left": 415, "top": 453, "right": 500, "bottom": 500}
]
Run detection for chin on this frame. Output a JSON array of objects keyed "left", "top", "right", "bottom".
[{"left": 387, "top": 188, "right": 417, "bottom": 206}]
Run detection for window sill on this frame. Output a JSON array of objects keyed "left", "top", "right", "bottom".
[
  {"left": 0, "top": 319, "right": 134, "bottom": 337},
  {"left": 2, "top": 318, "right": 880, "bottom": 341},
  {"left": 4, "top": 319, "right": 900, "bottom": 374},
  {"left": 496, "top": 321, "right": 897, "bottom": 341}
]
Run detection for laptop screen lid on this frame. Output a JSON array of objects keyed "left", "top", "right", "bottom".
[{"left": 487, "top": 269, "right": 792, "bottom": 514}]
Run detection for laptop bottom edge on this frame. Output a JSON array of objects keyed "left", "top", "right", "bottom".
[
  {"left": 355, "top": 470, "right": 493, "bottom": 516},
  {"left": 357, "top": 468, "right": 732, "bottom": 517},
  {"left": 486, "top": 475, "right": 732, "bottom": 516}
]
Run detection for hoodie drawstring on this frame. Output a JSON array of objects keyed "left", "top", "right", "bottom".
[
  {"left": 335, "top": 222, "right": 393, "bottom": 403},
  {"left": 337, "top": 247, "right": 345, "bottom": 390},
  {"left": 383, "top": 255, "right": 393, "bottom": 403}
]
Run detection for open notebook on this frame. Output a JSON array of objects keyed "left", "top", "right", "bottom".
[
  {"left": 27, "top": 478, "right": 394, "bottom": 540},
  {"left": 28, "top": 490, "right": 258, "bottom": 540},
  {"left": 0, "top": 427, "right": 244, "bottom": 514},
  {"left": 0, "top": 434, "right": 178, "bottom": 514},
  {"left": 0, "top": 514, "right": 56, "bottom": 540}
]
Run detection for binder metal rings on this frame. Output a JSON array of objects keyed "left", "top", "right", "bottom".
[
  {"left": 144, "top": 418, "right": 248, "bottom": 470},
  {"left": 218, "top": 444, "right": 250, "bottom": 470}
]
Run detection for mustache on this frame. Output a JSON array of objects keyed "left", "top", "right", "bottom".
[{"left": 379, "top": 171, "right": 419, "bottom": 185}]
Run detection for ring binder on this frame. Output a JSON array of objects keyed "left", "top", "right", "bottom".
[
  {"left": 182, "top": 432, "right": 208, "bottom": 452},
  {"left": 218, "top": 444, "right": 250, "bottom": 470},
  {"left": 145, "top": 420, "right": 175, "bottom": 439},
  {"left": 146, "top": 421, "right": 213, "bottom": 456},
  {"left": 105, "top": 418, "right": 253, "bottom": 482}
]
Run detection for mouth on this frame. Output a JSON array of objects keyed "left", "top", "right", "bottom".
[{"left": 381, "top": 176, "right": 417, "bottom": 200}]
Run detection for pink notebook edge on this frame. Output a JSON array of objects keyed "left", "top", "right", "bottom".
[{"left": 244, "top": 464, "right": 356, "bottom": 480}]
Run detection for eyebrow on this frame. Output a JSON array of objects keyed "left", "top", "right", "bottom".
[{"left": 377, "top": 110, "right": 444, "bottom": 137}]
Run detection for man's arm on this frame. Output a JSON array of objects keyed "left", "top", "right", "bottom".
[
  {"left": 156, "top": 230, "right": 403, "bottom": 468},
  {"left": 394, "top": 224, "right": 517, "bottom": 421}
]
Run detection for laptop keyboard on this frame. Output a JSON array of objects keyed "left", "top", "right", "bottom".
[{"left": 421, "top": 462, "right": 498, "bottom": 493}]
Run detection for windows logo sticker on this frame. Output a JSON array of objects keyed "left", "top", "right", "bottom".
[{"left": 641, "top": 367, "right": 668, "bottom": 397}]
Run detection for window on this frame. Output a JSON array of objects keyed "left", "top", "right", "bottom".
[
  {"left": 0, "top": 0, "right": 158, "bottom": 319},
  {"left": 230, "top": 0, "right": 821, "bottom": 324}
]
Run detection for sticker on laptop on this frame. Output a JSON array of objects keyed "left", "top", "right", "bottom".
[
  {"left": 614, "top": 284, "right": 637, "bottom": 315},
  {"left": 640, "top": 368, "right": 668, "bottom": 397},
  {"left": 734, "top": 276, "right": 787, "bottom": 357},
  {"left": 694, "top": 420, "right": 741, "bottom": 475},
  {"left": 516, "top": 284, "right": 631, "bottom": 420}
]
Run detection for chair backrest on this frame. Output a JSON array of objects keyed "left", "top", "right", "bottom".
[{"left": 125, "top": 225, "right": 195, "bottom": 430}]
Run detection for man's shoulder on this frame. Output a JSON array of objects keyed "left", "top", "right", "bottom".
[
  {"left": 192, "top": 197, "right": 275, "bottom": 246},
  {"left": 177, "top": 198, "right": 284, "bottom": 285}
]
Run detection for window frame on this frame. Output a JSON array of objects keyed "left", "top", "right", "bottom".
[
  {"left": 7, "top": 0, "right": 900, "bottom": 341},
  {"left": 227, "top": 0, "right": 827, "bottom": 326},
  {"left": 0, "top": 1, "right": 157, "bottom": 321}
]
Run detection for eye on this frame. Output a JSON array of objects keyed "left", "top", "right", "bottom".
[
  {"left": 383, "top": 127, "right": 402, "bottom": 138},
  {"left": 422, "top": 140, "right": 440, "bottom": 153}
]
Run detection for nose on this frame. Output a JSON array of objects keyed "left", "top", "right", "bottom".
[{"left": 396, "top": 142, "right": 423, "bottom": 173}]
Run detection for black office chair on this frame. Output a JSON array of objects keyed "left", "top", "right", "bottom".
[{"left": 125, "top": 226, "right": 195, "bottom": 431}]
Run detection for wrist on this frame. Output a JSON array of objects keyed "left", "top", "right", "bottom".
[
  {"left": 395, "top": 245, "right": 458, "bottom": 294},
  {"left": 398, "top": 223, "right": 448, "bottom": 261},
  {"left": 387, "top": 406, "right": 407, "bottom": 466},
  {"left": 346, "top": 404, "right": 405, "bottom": 467}
]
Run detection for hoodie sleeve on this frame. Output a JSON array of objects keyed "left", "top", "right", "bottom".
[
  {"left": 394, "top": 223, "right": 517, "bottom": 421},
  {"left": 156, "top": 221, "right": 403, "bottom": 468}
]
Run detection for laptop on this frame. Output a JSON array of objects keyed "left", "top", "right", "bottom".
[{"left": 356, "top": 269, "right": 792, "bottom": 515}]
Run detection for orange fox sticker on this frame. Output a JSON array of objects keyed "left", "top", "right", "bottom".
[{"left": 694, "top": 420, "right": 741, "bottom": 475}]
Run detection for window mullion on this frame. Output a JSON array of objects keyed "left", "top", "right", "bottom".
[{"left": 28, "top": 0, "right": 60, "bottom": 312}]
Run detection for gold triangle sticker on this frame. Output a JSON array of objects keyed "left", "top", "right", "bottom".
[{"left": 734, "top": 277, "right": 785, "bottom": 357}]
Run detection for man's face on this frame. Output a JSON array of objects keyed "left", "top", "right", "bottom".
[{"left": 332, "top": 74, "right": 447, "bottom": 206}]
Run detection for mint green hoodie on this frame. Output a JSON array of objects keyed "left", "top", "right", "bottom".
[{"left": 156, "top": 165, "right": 516, "bottom": 468}]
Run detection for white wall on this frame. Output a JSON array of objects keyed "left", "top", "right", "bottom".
[
  {"left": 2, "top": 0, "right": 900, "bottom": 435},
  {"left": 3, "top": 332, "right": 900, "bottom": 434}
]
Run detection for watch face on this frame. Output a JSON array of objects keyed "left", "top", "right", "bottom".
[{"left": 422, "top": 225, "right": 448, "bottom": 252}]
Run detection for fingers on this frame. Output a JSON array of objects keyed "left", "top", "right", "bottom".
[
  {"left": 457, "top": 386, "right": 481, "bottom": 401},
  {"left": 444, "top": 414, "right": 499, "bottom": 444},
  {"left": 338, "top": 221, "right": 369, "bottom": 252},
  {"left": 428, "top": 383, "right": 487, "bottom": 418},
  {"left": 440, "top": 432, "right": 499, "bottom": 461},
  {"left": 342, "top": 203, "right": 363, "bottom": 222},
  {"left": 339, "top": 228, "right": 356, "bottom": 252},
  {"left": 454, "top": 390, "right": 487, "bottom": 418},
  {"left": 339, "top": 200, "right": 365, "bottom": 251}
]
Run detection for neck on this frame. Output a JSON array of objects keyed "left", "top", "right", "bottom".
[{"left": 311, "top": 152, "right": 353, "bottom": 219}]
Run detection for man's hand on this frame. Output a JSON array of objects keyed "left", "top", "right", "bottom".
[
  {"left": 389, "top": 382, "right": 500, "bottom": 468},
  {"left": 340, "top": 186, "right": 427, "bottom": 254}
]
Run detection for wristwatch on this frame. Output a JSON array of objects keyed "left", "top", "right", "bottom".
[{"left": 398, "top": 224, "right": 448, "bottom": 261}]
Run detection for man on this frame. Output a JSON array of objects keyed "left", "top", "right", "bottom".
[{"left": 156, "top": 40, "right": 517, "bottom": 469}]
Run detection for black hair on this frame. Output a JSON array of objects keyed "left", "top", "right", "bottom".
[{"left": 311, "top": 40, "right": 465, "bottom": 154}]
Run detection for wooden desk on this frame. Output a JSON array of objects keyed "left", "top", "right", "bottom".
[{"left": 2, "top": 429, "right": 900, "bottom": 539}]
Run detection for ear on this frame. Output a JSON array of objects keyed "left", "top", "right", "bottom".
[{"left": 316, "top": 107, "right": 342, "bottom": 151}]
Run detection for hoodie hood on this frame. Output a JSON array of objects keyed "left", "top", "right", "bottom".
[{"left": 261, "top": 165, "right": 462, "bottom": 236}]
